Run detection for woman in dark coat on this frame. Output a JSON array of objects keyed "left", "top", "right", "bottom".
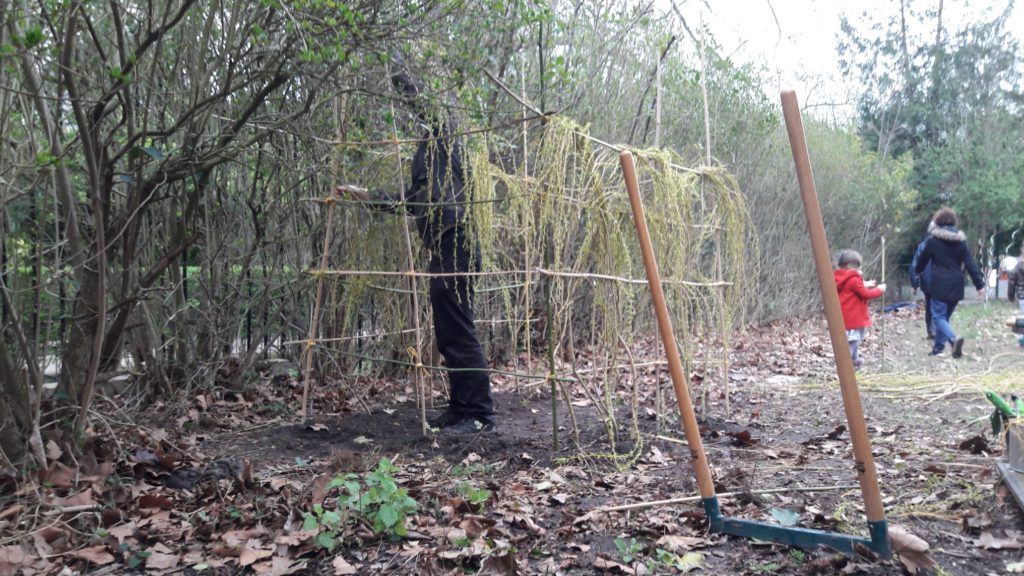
[{"left": 914, "top": 207, "right": 985, "bottom": 358}]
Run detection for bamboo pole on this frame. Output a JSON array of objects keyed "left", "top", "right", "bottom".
[
  {"left": 881, "top": 235, "right": 887, "bottom": 369},
  {"left": 620, "top": 151, "right": 716, "bottom": 500},
  {"left": 780, "top": 90, "right": 886, "bottom": 526},
  {"left": 654, "top": 45, "right": 662, "bottom": 148},
  {"left": 521, "top": 54, "right": 531, "bottom": 394},
  {"left": 388, "top": 98, "right": 428, "bottom": 436},
  {"left": 300, "top": 200, "right": 335, "bottom": 420}
]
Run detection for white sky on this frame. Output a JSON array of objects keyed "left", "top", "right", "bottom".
[{"left": 670, "top": 0, "right": 1024, "bottom": 122}]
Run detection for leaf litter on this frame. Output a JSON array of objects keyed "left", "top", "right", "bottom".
[{"left": 0, "top": 305, "right": 1022, "bottom": 574}]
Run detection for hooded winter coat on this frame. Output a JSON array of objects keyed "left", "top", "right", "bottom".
[
  {"left": 834, "top": 268, "right": 883, "bottom": 330},
  {"left": 913, "top": 225, "right": 985, "bottom": 304}
]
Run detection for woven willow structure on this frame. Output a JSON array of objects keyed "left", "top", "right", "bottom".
[{"left": 302, "top": 114, "right": 758, "bottom": 455}]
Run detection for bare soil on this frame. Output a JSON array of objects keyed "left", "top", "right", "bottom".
[{"left": 198, "top": 300, "right": 1024, "bottom": 575}]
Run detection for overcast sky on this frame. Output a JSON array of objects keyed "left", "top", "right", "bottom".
[{"left": 670, "top": 0, "right": 1024, "bottom": 121}]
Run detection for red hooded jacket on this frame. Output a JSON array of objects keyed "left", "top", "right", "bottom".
[{"left": 833, "top": 268, "right": 884, "bottom": 330}]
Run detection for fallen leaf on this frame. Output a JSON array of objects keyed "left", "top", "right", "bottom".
[
  {"left": 768, "top": 508, "right": 801, "bottom": 527},
  {"left": 70, "top": 545, "right": 115, "bottom": 565},
  {"left": 239, "top": 540, "right": 273, "bottom": 566},
  {"left": 37, "top": 461, "right": 75, "bottom": 488},
  {"left": 593, "top": 556, "right": 634, "bottom": 574},
  {"left": 728, "top": 430, "right": 758, "bottom": 446},
  {"left": 478, "top": 553, "right": 518, "bottom": 575},
  {"left": 333, "top": 555, "right": 358, "bottom": 575},
  {"left": 306, "top": 423, "right": 329, "bottom": 432},
  {"left": 0, "top": 545, "right": 26, "bottom": 576},
  {"left": 269, "top": 477, "right": 299, "bottom": 492},
  {"left": 138, "top": 493, "right": 173, "bottom": 510},
  {"left": 958, "top": 435, "right": 989, "bottom": 454},
  {"left": 890, "top": 525, "right": 938, "bottom": 574},
  {"left": 655, "top": 535, "right": 708, "bottom": 552},
  {"left": 253, "top": 556, "right": 307, "bottom": 576},
  {"left": 975, "top": 530, "right": 1024, "bottom": 550},
  {"left": 134, "top": 449, "right": 160, "bottom": 465},
  {"left": 675, "top": 552, "right": 704, "bottom": 573},
  {"left": 352, "top": 436, "right": 372, "bottom": 444},
  {"left": 223, "top": 526, "right": 269, "bottom": 548},
  {"left": 108, "top": 522, "right": 137, "bottom": 545},
  {"left": 45, "top": 440, "right": 62, "bottom": 462},
  {"left": 146, "top": 551, "right": 180, "bottom": 570}
]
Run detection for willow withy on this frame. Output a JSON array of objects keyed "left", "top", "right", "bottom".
[{"left": 304, "top": 114, "right": 758, "bottom": 463}]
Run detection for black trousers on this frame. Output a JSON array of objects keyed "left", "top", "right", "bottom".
[{"left": 428, "top": 227, "right": 494, "bottom": 422}]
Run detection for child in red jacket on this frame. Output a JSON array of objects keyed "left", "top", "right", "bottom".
[{"left": 834, "top": 250, "right": 886, "bottom": 368}]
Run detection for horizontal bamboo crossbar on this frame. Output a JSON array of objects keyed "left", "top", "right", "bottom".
[{"left": 307, "top": 267, "right": 732, "bottom": 287}]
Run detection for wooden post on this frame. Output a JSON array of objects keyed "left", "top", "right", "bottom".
[
  {"left": 780, "top": 90, "right": 886, "bottom": 526},
  {"left": 388, "top": 99, "right": 427, "bottom": 435},
  {"left": 620, "top": 151, "right": 716, "bottom": 499},
  {"left": 880, "top": 236, "right": 886, "bottom": 369},
  {"left": 300, "top": 200, "right": 335, "bottom": 421}
]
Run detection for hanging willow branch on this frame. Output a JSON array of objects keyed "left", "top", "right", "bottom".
[{"left": 306, "top": 108, "right": 757, "bottom": 458}]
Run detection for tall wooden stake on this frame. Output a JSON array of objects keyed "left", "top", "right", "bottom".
[
  {"left": 301, "top": 200, "right": 335, "bottom": 421},
  {"left": 620, "top": 151, "right": 716, "bottom": 499},
  {"left": 388, "top": 99, "right": 427, "bottom": 435},
  {"left": 880, "top": 236, "right": 887, "bottom": 369},
  {"left": 780, "top": 90, "right": 886, "bottom": 527},
  {"left": 521, "top": 54, "right": 531, "bottom": 394}
]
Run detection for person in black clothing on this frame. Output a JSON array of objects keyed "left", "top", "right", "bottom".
[
  {"left": 914, "top": 207, "right": 985, "bottom": 358},
  {"left": 336, "top": 57, "right": 495, "bottom": 435}
]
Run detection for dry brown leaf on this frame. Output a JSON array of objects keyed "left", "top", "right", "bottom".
[
  {"left": 37, "top": 462, "right": 75, "bottom": 488},
  {"left": 145, "top": 551, "right": 180, "bottom": 570},
  {"left": 45, "top": 440, "right": 62, "bottom": 462},
  {"left": 138, "top": 493, "right": 173, "bottom": 510},
  {"left": 889, "top": 524, "right": 937, "bottom": 574},
  {"left": 70, "top": 545, "right": 115, "bottom": 565},
  {"left": 655, "top": 535, "right": 708, "bottom": 553},
  {"left": 274, "top": 530, "right": 315, "bottom": 547},
  {"left": 332, "top": 555, "right": 358, "bottom": 575},
  {"left": 269, "top": 477, "right": 300, "bottom": 492},
  {"left": 108, "top": 522, "right": 137, "bottom": 545},
  {"left": 0, "top": 545, "right": 27, "bottom": 576},
  {"left": 593, "top": 556, "right": 634, "bottom": 574},
  {"left": 478, "top": 553, "right": 518, "bottom": 575},
  {"left": 222, "top": 525, "right": 269, "bottom": 548},
  {"left": 32, "top": 532, "right": 52, "bottom": 558},
  {"left": 975, "top": 530, "right": 1024, "bottom": 550},
  {"left": 239, "top": 540, "right": 274, "bottom": 567}
]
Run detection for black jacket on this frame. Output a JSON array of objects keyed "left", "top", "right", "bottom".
[
  {"left": 371, "top": 120, "right": 470, "bottom": 249},
  {"left": 914, "top": 225, "right": 984, "bottom": 303},
  {"left": 408, "top": 121, "right": 469, "bottom": 248}
]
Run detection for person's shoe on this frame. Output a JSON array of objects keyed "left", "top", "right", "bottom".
[
  {"left": 952, "top": 337, "right": 965, "bottom": 359},
  {"left": 442, "top": 417, "right": 496, "bottom": 435},
  {"left": 428, "top": 410, "right": 463, "bottom": 430},
  {"left": 926, "top": 333, "right": 935, "bottom": 340},
  {"left": 928, "top": 347, "right": 943, "bottom": 356}
]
